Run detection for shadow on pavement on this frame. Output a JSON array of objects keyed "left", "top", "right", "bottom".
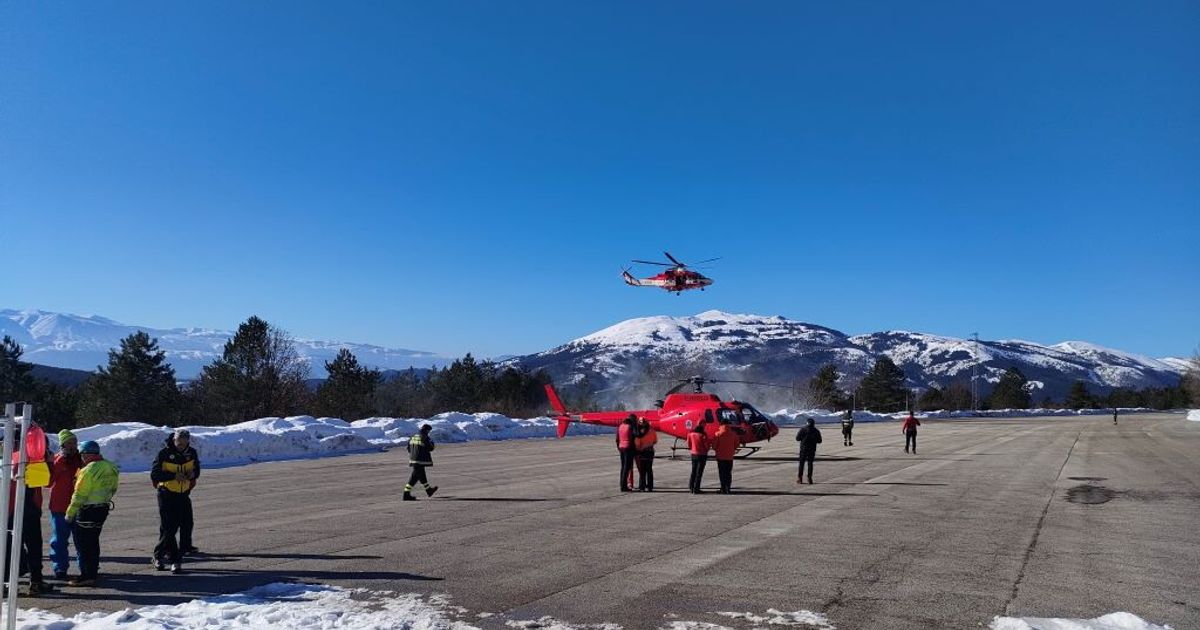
[{"left": 442, "top": 497, "right": 555, "bottom": 502}]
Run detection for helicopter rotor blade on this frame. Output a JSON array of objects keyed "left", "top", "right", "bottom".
[
  {"left": 691, "top": 257, "right": 722, "bottom": 265},
  {"left": 663, "top": 251, "right": 686, "bottom": 267},
  {"left": 632, "top": 260, "right": 676, "bottom": 267},
  {"left": 707, "top": 379, "right": 794, "bottom": 389}
]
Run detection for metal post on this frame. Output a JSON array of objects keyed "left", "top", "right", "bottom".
[
  {"left": 4, "top": 404, "right": 30, "bottom": 630},
  {"left": 0, "top": 403, "right": 13, "bottom": 610},
  {"left": 971, "top": 333, "right": 981, "bottom": 412}
]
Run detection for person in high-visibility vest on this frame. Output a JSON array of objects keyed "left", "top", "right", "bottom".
[
  {"left": 634, "top": 418, "right": 657, "bottom": 492},
  {"left": 65, "top": 440, "right": 119, "bottom": 588},
  {"left": 404, "top": 424, "right": 438, "bottom": 501}
]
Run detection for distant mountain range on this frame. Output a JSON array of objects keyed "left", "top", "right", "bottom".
[
  {"left": 5, "top": 309, "right": 1189, "bottom": 405},
  {"left": 510, "top": 310, "right": 1188, "bottom": 407},
  {"left": 1, "top": 309, "right": 451, "bottom": 379}
]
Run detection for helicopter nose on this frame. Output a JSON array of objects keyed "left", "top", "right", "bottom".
[{"left": 768, "top": 421, "right": 780, "bottom": 437}]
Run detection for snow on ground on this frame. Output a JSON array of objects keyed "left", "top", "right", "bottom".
[
  {"left": 1187, "top": 409, "right": 1200, "bottom": 421},
  {"left": 989, "top": 612, "right": 1173, "bottom": 630},
  {"left": 771, "top": 408, "right": 1158, "bottom": 426},
  {"left": 58, "top": 413, "right": 612, "bottom": 473}
]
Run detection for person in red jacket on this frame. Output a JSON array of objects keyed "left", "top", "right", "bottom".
[
  {"left": 634, "top": 418, "right": 657, "bottom": 492},
  {"left": 686, "top": 417, "right": 711, "bottom": 494},
  {"left": 616, "top": 415, "right": 637, "bottom": 492},
  {"left": 902, "top": 412, "right": 921, "bottom": 454},
  {"left": 48, "top": 429, "right": 84, "bottom": 580},
  {"left": 712, "top": 419, "right": 742, "bottom": 494},
  {"left": 5, "top": 430, "right": 54, "bottom": 596}
]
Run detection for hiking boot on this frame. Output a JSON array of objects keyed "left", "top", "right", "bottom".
[
  {"left": 181, "top": 546, "right": 200, "bottom": 556},
  {"left": 807, "top": 476, "right": 814, "bottom": 485},
  {"left": 27, "top": 581, "right": 54, "bottom": 596},
  {"left": 403, "top": 492, "right": 417, "bottom": 501},
  {"left": 66, "top": 577, "right": 96, "bottom": 587},
  {"left": 170, "top": 563, "right": 183, "bottom": 574},
  {"left": 154, "top": 559, "right": 168, "bottom": 571},
  {"left": 425, "top": 486, "right": 438, "bottom": 498}
]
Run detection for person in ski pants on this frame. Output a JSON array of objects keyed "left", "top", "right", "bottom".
[
  {"left": 795, "top": 417, "right": 823, "bottom": 484},
  {"left": 634, "top": 418, "right": 657, "bottom": 491},
  {"left": 840, "top": 409, "right": 854, "bottom": 446},
  {"left": 616, "top": 415, "right": 637, "bottom": 492},
  {"left": 151, "top": 429, "right": 200, "bottom": 571},
  {"left": 404, "top": 424, "right": 438, "bottom": 500},
  {"left": 66, "top": 440, "right": 119, "bottom": 587},
  {"left": 48, "top": 429, "right": 84, "bottom": 580},
  {"left": 902, "top": 413, "right": 920, "bottom": 454},
  {"left": 687, "top": 420, "right": 710, "bottom": 494}
]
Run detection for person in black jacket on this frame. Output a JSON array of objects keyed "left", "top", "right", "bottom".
[
  {"left": 404, "top": 424, "right": 438, "bottom": 501},
  {"left": 150, "top": 429, "right": 200, "bottom": 573},
  {"left": 840, "top": 409, "right": 854, "bottom": 446},
  {"left": 795, "top": 417, "right": 822, "bottom": 484}
]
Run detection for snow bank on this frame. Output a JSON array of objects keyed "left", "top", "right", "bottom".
[
  {"left": 989, "top": 611, "right": 1172, "bottom": 630},
  {"left": 772, "top": 408, "right": 1160, "bottom": 426},
  {"left": 54, "top": 413, "right": 611, "bottom": 473},
  {"left": 10, "top": 583, "right": 838, "bottom": 629},
  {"left": 1187, "top": 409, "right": 1200, "bottom": 421}
]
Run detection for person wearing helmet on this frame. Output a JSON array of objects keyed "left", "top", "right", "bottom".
[
  {"left": 151, "top": 428, "right": 200, "bottom": 573},
  {"left": 48, "top": 429, "right": 84, "bottom": 581},
  {"left": 64, "top": 440, "right": 119, "bottom": 588},
  {"left": 404, "top": 424, "right": 438, "bottom": 501}
]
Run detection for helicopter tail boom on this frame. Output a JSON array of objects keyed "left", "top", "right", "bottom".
[{"left": 544, "top": 384, "right": 572, "bottom": 438}]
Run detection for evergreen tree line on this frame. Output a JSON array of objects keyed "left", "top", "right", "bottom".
[
  {"left": 806, "top": 357, "right": 1197, "bottom": 412},
  {"left": 0, "top": 315, "right": 552, "bottom": 431}
]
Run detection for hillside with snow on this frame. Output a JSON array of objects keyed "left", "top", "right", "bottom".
[
  {"left": 0, "top": 309, "right": 450, "bottom": 378},
  {"left": 513, "top": 311, "right": 1187, "bottom": 404}
]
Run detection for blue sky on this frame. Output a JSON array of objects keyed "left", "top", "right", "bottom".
[{"left": 2, "top": 1, "right": 1197, "bottom": 358}]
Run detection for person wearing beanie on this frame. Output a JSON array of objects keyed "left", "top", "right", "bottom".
[
  {"left": 795, "top": 417, "right": 823, "bottom": 484},
  {"left": 65, "top": 440, "right": 119, "bottom": 587},
  {"left": 150, "top": 428, "right": 201, "bottom": 573},
  {"left": 48, "top": 429, "right": 84, "bottom": 580},
  {"left": 404, "top": 424, "right": 438, "bottom": 501}
]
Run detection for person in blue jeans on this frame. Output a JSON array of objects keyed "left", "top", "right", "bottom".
[{"left": 48, "top": 429, "right": 84, "bottom": 580}]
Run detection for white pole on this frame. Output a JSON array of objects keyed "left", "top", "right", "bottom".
[
  {"left": 0, "top": 404, "right": 13, "bottom": 608},
  {"left": 4, "top": 404, "right": 30, "bottom": 630}
]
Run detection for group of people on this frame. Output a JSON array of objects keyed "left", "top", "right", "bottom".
[
  {"left": 617, "top": 416, "right": 658, "bottom": 492},
  {"left": 683, "top": 413, "right": 742, "bottom": 494},
  {"left": 4, "top": 426, "right": 201, "bottom": 597}
]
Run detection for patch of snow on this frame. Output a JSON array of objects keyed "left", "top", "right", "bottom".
[
  {"left": 1187, "top": 410, "right": 1200, "bottom": 421},
  {"left": 715, "top": 609, "right": 835, "bottom": 628},
  {"left": 988, "top": 611, "right": 1172, "bottom": 630}
]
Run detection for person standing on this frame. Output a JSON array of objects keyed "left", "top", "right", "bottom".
[
  {"left": 840, "top": 409, "right": 854, "bottom": 447},
  {"left": 404, "top": 424, "right": 438, "bottom": 501},
  {"left": 634, "top": 418, "right": 657, "bottom": 492},
  {"left": 712, "top": 419, "right": 741, "bottom": 494},
  {"left": 687, "top": 419, "right": 710, "bottom": 494},
  {"left": 48, "top": 429, "right": 84, "bottom": 580},
  {"left": 65, "top": 440, "right": 119, "bottom": 588},
  {"left": 795, "top": 417, "right": 823, "bottom": 484},
  {"left": 5, "top": 430, "right": 53, "bottom": 596},
  {"left": 1113, "top": 408, "right": 1118, "bottom": 425},
  {"left": 151, "top": 429, "right": 200, "bottom": 573},
  {"left": 902, "top": 412, "right": 921, "bottom": 454},
  {"left": 616, "top": 415, "right": 636, "bottom": 492}
]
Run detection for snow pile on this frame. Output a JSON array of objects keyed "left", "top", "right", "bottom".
[
  {"left": 989, "top": 611, "right": 1172, "bottom": 630},
  {"left": 54, "top": 413, "right": 612, "bottom": 473},
  {"left": 716, "top": 609, "right": 835, "bottom": 628},
  {"left": 1187, "top": 410, "right": 1200, "bottom": 421},
  {"left": 772, "top": 408, "right": 1160, "bottom": 426},
  {"left": 11, "top": 582, "right": 477, "bottom": 629}
]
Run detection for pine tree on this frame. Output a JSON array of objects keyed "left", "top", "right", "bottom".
[
  {"left": 1065, "top": 380, "right": 1095, "bottom": 410},
  {"left": 1184, "top": 350, "right": 1200, "bottom": 406},
  {"left": 808, "top": 364, "right": 846, "bottom": 410},
  {"left": 313, "top": 349, "right": 380, "bottom": 420},
  {"left": 0, "top": 335, "right": 35, "bottom": 403},
  {"left": 76, "top": 331, "right": 181, "bottom": 426},
  {"left": 192, "top": 316, "right": 310, "bottom": 424},
  {"left": 987, "top": 367, "right": 1031, "bottom": 410},
  {"left": 855, "top": 357, "right": 908, "bottom": 412},
  {"left": 918, "top": 385, "right": 945, "bottom": 411}
]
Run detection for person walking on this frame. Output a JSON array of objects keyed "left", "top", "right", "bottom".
[
  {"left": 151, "top": 429, "right": 200, "bottom": 573},
  {"left": 404, "top": 424, "right": 438, "bottom": 501},
  {"left": 48, "top": 429, "right": 84, "bottom": 580},
  {"left": 634, "top": 418, "right": 657, "bottom": 492},
  {"left": 795, "top": 417, "right": 823, "bottom": 484},
  {"left": 1113, "top": 408, "right": 1118, "bottom": 425},
  {"left": 712, "top": 419, "right": 741, "bottom": 494},
  {"left": 616, "top": 415, "right": 637, "bottom": 492},
  {"left": 65, "top": 440, "right": 119, "bottom": 588},
  {"left": 902, "top": 412, "right": 921, "bottom": 454},
  {"left": 687, "top": 419, "right": 710, "bottom": 494},
  {"left": 840, "top": 409, "right": 854, "bottom": 447}
]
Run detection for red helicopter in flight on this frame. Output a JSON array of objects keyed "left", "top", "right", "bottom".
[
  {"left": 622, "top": 252, "right": 718, "bottom": 294},
  {"left": 545, "top": 376, "right": 783, "bottom": 458}
]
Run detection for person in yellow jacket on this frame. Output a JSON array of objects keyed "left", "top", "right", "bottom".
[{"left": 64, "top": 440, "right": 119, "bottom": 587}]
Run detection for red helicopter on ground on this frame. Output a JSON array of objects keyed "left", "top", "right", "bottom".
[
  {"left": 544, "top": 376, "right": 783, "bottom": 458},
  {"left": 622, "top": 252, "right": 718, "bottom": 294}
]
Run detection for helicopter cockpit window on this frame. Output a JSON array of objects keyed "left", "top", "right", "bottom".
[
  {"left": 719, "top": 409, "right": 741, "bottom": 424},
  {"left": 740, "top": 405, "right": 768, "bottom": 424}
]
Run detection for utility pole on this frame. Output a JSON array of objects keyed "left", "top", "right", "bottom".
[{"left": 971, "top": 332, "right": 981, "bottom": 412}]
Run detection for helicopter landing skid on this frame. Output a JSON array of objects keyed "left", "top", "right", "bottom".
[{"left": 669, "top": 438, "right": 761, "bottom": 459}]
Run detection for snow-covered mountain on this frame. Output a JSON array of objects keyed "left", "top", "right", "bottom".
[
  {"left": 1, "top": 309, "right": 449, "bottom": 379},
  {"left": 512, "top": 310, "right": 1187, "bottom": 405}
]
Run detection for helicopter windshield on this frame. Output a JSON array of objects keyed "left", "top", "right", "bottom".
[{"left": 739, "top": 404, "right": 770, "bottom": 424}]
